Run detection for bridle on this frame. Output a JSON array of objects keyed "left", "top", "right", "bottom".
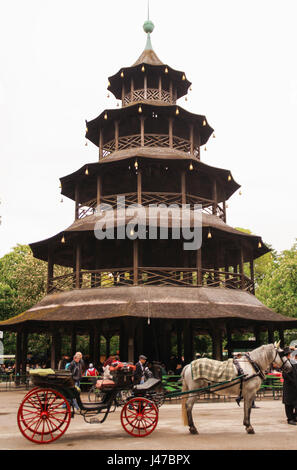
[{"left": 273, "top": 347, "right": 291, "bottom": 373}]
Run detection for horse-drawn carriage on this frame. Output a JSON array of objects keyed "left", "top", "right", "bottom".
[
  {"left": 17, "top": 343, "right": 292, "bottom": 444},
  {"left": 17, "top": 363, "right": 163, "bottom": 444}
]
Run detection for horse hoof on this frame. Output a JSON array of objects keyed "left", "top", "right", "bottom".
[
  {"left": 246, "top": 427, "right": 255, "bottom": 434},
  {"left": 189, "top": 427, "right": 198, "bottom": 435}
]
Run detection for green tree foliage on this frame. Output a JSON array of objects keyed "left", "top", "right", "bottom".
[{"left": 256, "top": 242, "right": 297, "bottom": 318}]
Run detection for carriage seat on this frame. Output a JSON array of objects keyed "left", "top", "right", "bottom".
[
  {"left": 96, "top": 379, "right": 116, "bottom": 390},
  {"left": 133, "top": 377, "right": 161, "bottom": 391}
]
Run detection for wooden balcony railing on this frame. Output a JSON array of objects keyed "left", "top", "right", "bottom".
[
  {"left": 77, "top": 192, "right": 226, "bottom": 220},
  {"left": 123, "top": 88, "right": 173, "bottom": 106},
  {"left": 102, "top": 134, "right": 199, "bottom": 159},
  {"left": 48, "top": 267, "right": 254, "bottom": 295}
]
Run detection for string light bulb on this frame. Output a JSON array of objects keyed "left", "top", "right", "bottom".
[
  {"left": 141, "top": 65, "right": 145, "bottom": 72},
  {"left": 228, "top": 174, "right": 232, "bottom": 181},
  {"left": 61, "top": 235, "right": 65, "bottom": 244},
  {"left": 175, "top": 108, "right": 179, "bottom": 115},
  {"left": 182, "top": 74, "right": 186, "bottom": 80},
  {"left": 165, "top": 67, "right": 168, "bottom": 74},
  {"left": 138, "top": 105, "right": 142, "bottom": 114},
  {"left": 85, "top": 167, "right": 89, "bottom": 175},
  {"left": 189, "top": 163, "right": 194, "bottom": 171},
  {"left": 120, "top": 71, "right": 124, "bottom": 78},
  {"left": 258, "top": 241, "right": 262, "bottom": 248},
  {"left": 134, "top": 160, "right": 138, "bottom": 170},
  {"left": 203, "top": 119, "right": 207, "bottom": 126},
  {"left": 207, "top": 229, "right": 212, "bottom": 239},
  {"left": 104, "top": 112, "right": 108, "bottom": 120}
]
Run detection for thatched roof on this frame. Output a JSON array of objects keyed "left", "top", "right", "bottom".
[{"left": 1, "top": 286, "right": 296, "bottom": 331}]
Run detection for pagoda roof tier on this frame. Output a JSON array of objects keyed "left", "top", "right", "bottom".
[
  {"left": 86, "top": 103, "right": 213, "bottom": 148},
  {"left": 29, "top": 210, "right": 269, "bottom": 266},
  {"left": 108, "top": 63, "right": 191, "bottom": 101},
  {"left": 60, "top": 155, "right": 239, "bottom": 203},
  {"left": 1, "top": 286, "right": 296, "bottom": 331}
]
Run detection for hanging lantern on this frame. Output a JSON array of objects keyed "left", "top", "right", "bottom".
[
  {"left": 204, "top": 146, "right": 207, "bottom": 151},
  {"left": 130, "top": 228, "right": 135, "bottom": 237},
  {"left": 134, "top": 160, "right": 138, "bottom": 170},
  {"left": 147, "top": 317, "right": 150, "bottom": 325},
  {"left": 107, "top": 93, "right": 110, "bottom": 98},
  {"left": 190, "top": 86, "right": 192, "bottom": 91},
  {"left": 175, "top": 107, "right": 179, "bottom": 115},
  {"left": 228, "top": 174, "right": 232, "bottom": 181},
  {"left": 213, "top": 133, "right": 216, "bottom": 138},
  {"left": 165, "top": 67, "right": 168, "bottom": 74},
  {"left": 85, "top": 167, "right": 89, "bottom": 175},
  {"left": 85, "top": 141, "right": 88, "bottom": 146},
  {"left": 207, "top": 229, "right": 212, "bottom": 239},
  {"left": 104, "top": 112, "right": 108, "bottom": 120},
  {"left": 59, "top": 183, "right": 62, "bottom": 189},
  {"left": 203, "top": 119, "right": 207, "bottom": 126},
  {"left": 61, "top": 235, "right": 65, "bottom": 244},
  {"left": 189, "top": 163, "right": 194, "bottom": 171},
  {"left": 182, "top": 74, "right": 186, "bottom": 81},
  {"left": 141, "top": 65, "right": 145, "bottom": 72},
  {"left": 108, "top": 80, "right": 111, "bottom": 87},
  {"left": 138, "top": 105, "right": 142, "bottom": 114},
  {"left": 120, "top": 71, "right": 124, "bottom": 78},
  {"left": 239, "top": 190, "right": 242, "bottom": 196},
  {"left": 185, "top": 97, "right": 188, "bottom": 101},
  {"left": 117, "top": 103, "right": 120, "bottom": 107},
  {"left": 60, "top": 197, "right": 63, "bottom": 203},
  {"left": 258, "top": 241, "right": 262, "bottom": 248}
]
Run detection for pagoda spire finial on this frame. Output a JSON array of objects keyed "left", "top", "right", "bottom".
[{"left": 143, "top": 0, "right": 154, "bottom": 51}]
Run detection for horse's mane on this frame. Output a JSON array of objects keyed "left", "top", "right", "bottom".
[{"left": 249, "top": 343, "right": 274, "bottom": 369}]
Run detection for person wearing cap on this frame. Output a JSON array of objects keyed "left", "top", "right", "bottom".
[
  {"left": 134, "top": 355, "right": 147, "bottom": 384},
  {"left": 282, "top": 346, "right": 297, "bottom": 425}
]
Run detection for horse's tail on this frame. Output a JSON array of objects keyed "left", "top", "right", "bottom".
[{"left": 181, "top": 366, "right": 189, "bottom": 426}]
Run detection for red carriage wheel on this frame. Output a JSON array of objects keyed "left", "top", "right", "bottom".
[
  {"left": 17, "top": 387, "right": 71, "bottom": 444},
  {"left": 121, "top": 397, "right": 158, "bottom": 437}
]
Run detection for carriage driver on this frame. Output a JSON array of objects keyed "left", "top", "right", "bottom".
[{"left": 134, "top": 355, "right": 147, "bottom": 384}]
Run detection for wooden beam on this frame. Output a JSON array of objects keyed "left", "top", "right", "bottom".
[
  {"left": 74, "top": 184, "right": 79, "bottom": 220},
  {"left": 158, "top": 76, "right": 162, "bottom": 100},
  {"left": 212, "top": 180, "right": 218, "bottom": 215},
  {"left": 114, "top": 121, "right": 119, "bottom": 151},
  {"left": 190, "top": 124, "right": 194, "bottom": 155},
  {"left": 137, "top": 170, "right": 142, "bottom": 205},
  {"left": 97, "top": 174, "right": 102, "bottom": 208},
  {"left": 99, "top": 129, "right": 103, "bottom": 160},
  {"left": 75, "top": 242, "right": 81, "bottom": 289},
  {"left": 181, "top": 171, "right": 186, "bottom": 205},
  {"left": 140, "top": 117, "right": 145, "bottom": 147},
  {"left": 168, "top": 118, "right": 173, "bottom": 148},
  {"left": 133, "top": 239, "right": 139, "bottom": 285}
]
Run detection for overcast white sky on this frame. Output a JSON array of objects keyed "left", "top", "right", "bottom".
[{"left": 0, "top": 0, "right": 296, "bottom": 258}]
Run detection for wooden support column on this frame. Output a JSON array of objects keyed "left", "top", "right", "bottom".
[
  {"left": 168, "top": 118, "right": 173, "bottom": 148},
  {"left": 223, "top": 200, "right": 227, "bottom": 223},
  {"left": 105, "top": 335, "right": 111, "bottom": 359},
  {"left": 93, "top": 325, "right": 101, "bottom": 369},
  {"left": 278, "top": 327, "right": 284, "bottom": 348},
  {"left": 212, "top": 180, "right": 218, "bottom": 215},
  {"left": 190, "top": 124, "right": 194, "bottom": 155},
  {"left": 99, "top": 129, "right": 103, "bottom": 160},
  {"left": 121, "top": 83, "right": 125, "bottom": 104},
  {"left": 15, "top": 329, "right": 22, "bottom": 384},
  {"left": 181, "top": 171, "right": 186, "bottom": 205},
  {"left": 250, "top": 254, "right": 255, "bottom": 294},
  {"left": 169, "top": 80, "right": 173, "bottom": 103},
  {"left": 226, "top": 324, "right": 233, "bottom": 358},
  {"left": 137, "top": 170, "right": 142, "bottom": 205},
  {"left": 239, "top": 245, "right": 245, "bottom": 290},
  {"left": 144, "top": 75, "right": 147, "bottom": 99},
  {"left": 131, "top": 78, "right": 134, "bottom": 101},
  {"left": 254, "top": 326, "right": 261, "bottom": 347},
  {"left": 183, "top": 320, "right": 193, "bottom": 364},
  {"left": 114, "top": 121, "right": 119, "bottom": 151},
  {"left": 74, "top": 184, "right": 79, "bottom": 220},
  {"left": 89, "top": 329, "right": 95, "bottom": 363},
  {"left": 176, "top": 324, "right": 182, "bottom": 361},
  {"left": 158, "top": 76, "right": 162, "bottom": 100},
  {"left": 196, "top": 247, "right": 202, "bottom": 286},
  {"left": 21, "top": 330, "right": 28, "bottom": 378},
  {"left": 211, "top": 324, "right": 222, "bottom": 360},
  {"left": 96, "top": 174, "right": 102, "bottom": 209},
  {"left": 133, "top": 239, "right": 139, "bottom": 285},
  {"left": 140, "top": 117, "right": 145, "bottom": 147},
  {"left": 268, "top": 325, "right": 274, "bottom": 344},
  {"left": 120, "top": 320, "right": 129, "bottom": 362},
  {"left": 75, "top": 241, "right": 81, "bottom": 289},
  {"left": 50, "top": 329, "right": 58, "bottom": 369},
  {"left": 47, "top": 246, "right": 54, "bottom": 294},
  {"left": 71, "top": 327, "right": 76, "bottom": 357}
]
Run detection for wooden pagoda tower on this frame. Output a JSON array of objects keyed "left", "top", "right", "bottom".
[{"left": 1, "top": 15, "right": 297, "bottom": 372}]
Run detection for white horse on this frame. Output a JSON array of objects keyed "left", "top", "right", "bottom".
[{"left": 181, "top": 342, "right": 292, "bottom": 435}]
